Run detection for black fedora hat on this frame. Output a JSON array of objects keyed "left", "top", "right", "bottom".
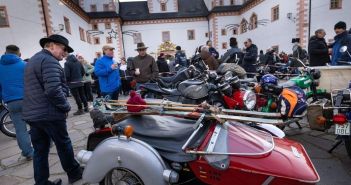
[{"left": 39, "top": 34, "right": 74, "bottom": 53}]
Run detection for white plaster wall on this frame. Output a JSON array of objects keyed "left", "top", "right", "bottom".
[
  {"left": 122, "top": 21, "right": 209, "bottom": 58},
  {"left": 310, "top": 0, "right": 351, "bottom": 43},
  {"left": 216, "top": 15, "right": 241, "bottom": 55},
  {"left": 150, "top": 0, "right": 177, "bottom": 13},
  {"left": 0, "top": 0, "right": 45, "bottom": 59},
  {"left": 49, "top": 0, "right": 95, "bottom": 63}
]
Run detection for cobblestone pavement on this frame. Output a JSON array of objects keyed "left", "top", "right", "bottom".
[{"left": 0, "top": 97, "right": 351, "bottom": 185}]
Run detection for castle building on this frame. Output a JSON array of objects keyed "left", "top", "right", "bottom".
[{"left": 0, "top": 0, "right": 349, "bottom": 63}]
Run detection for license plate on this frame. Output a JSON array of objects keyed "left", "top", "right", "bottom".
[{"left": 335, "top": 122, "right": 350, "bottom": 135}]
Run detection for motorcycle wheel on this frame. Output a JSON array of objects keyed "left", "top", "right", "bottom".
[
  {"left": 344, "top": 136, "right": 351, "bottom": 158},
  {"left": 101, "top": 167, "right": 144, "bottom": 185},
  {"left": 0, "top": 110, "right": 16, "bottom": 138}
]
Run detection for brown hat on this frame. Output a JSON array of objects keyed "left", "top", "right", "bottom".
[
  {"left": 135, "top": 42, "right": 148, "bottom": 51},
  {"left": 102, "top": 45, "right": 115, "bottom": 51}
]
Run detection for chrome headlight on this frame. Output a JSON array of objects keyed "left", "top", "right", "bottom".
[{"left": 243, "top": 90, "right": 256, "bottom": 110}]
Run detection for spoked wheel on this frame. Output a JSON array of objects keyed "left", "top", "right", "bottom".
[
  {"left": 101, "top": 168, "right": 144, "bottom": 185},
  {"left": 0, "top": 110, "right": 16, "bottom": 138}
]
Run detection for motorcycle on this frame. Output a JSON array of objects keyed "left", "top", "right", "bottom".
[
  {"left": 77, "top": 108, "right": 320, "bottom": 185},
  {"left": 0, "top": 102, "right": 16, "bottom": 137}
]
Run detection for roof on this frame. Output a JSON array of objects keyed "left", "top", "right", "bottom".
[
  {"left": 210, "top": 5, "right": 242, "bottom": 13},
  {"left": 119, "top": 0, "right": 209, "bottom": 21},
  {"left": 87, "top": 11, "right": 119, "bottom": 19}
]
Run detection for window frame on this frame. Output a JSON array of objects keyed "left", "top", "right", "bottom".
[
  {"left": 0, "top": 6, "right": 10, "bottom": 28},
  {"left": 94, "top": 37, "right": 100, "bottom": 45},
  {"left": 106, "top": 37, "right": 112, "bottom": 44},
  {"left": 105, "top": 22, "right": 111, "bottom": 29},
  {"left": 221, "top": 29, "right": 227, "bottom": 36},
  {"left": 271, "top": 5, "right": 279, "bottom": 22},
  {"left": 90, "top": 4, "right": 97, "bottom": 12},
  {"left": 92, "top": 23, "right": 98, "bottom": 31},
  {"left": 250, "top": 13, "right": 258, "bottom": 30},
  {"left": 330, "top": 0, "right": 342, "bottom": 9},
  {"left": 162, "top": 31, "right": 170, "bottom": 42},
  {"left": 86, "top": 31, "right": 91, "bottom": 44},
  {"left": 240, "top": 19, "right": 248, "bottom": 34},
  {"left": 64, "top": 16, "right": 71, "bottom": 34},
  {"left": 222, "top": 42, "right": 228, "bottom": 49},
  {"left": 160, "top": 3, "right": 167, "bottom": 11},
  {"left": 79, "top": 27, "right": 85, "bottom": 41},
  {"left": 103, "top": 4, "right": 109, "bottom": 11},
  {"left": 133, "top": 33, "right": 142, "bottom": 44},
  {"left": 187, "top": 30, "right": 195, "bottom": 40}
]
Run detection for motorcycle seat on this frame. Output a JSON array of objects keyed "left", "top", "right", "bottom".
[
  {"left": 159, "top": 75, "right": 175, "bottom": 83},
  {"left": 140, "top": 83, "right": 165, "bottom": 94},
  {"left": 160, "top": 87, "right": 182, "bottom": 96},
  {"left": 278, "top": 81, "right": 296, "bottom": 88},
  {"left": 118, "top": 115, "right": 204, "bottom": 162},
  {"left": 157, "top": 78, "right": 174, "bottom": 88},
  {"left": 180, "top": 80, "right": 205, "bottom": 86}
]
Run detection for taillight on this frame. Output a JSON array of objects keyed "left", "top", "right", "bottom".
[{"left": 333, "top": 114, "right": 347, "bottom": 125}]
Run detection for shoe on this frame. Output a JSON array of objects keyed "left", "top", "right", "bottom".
[
  {"left": 18, "top": 155, "right": 32, "bottom": 162},
  {"left": 73, "top": 109, "right": 85, "bottom": 116},
  {"left": 84, "top": 107, "right": 90, "bottom": 113},
  {"left": 68, "top": 167, "right": 83, "bottom": 184},
  {"left": 49, "top": 178, "right": 62, "bottom": 185}
]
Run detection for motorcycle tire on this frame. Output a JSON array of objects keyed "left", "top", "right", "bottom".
[
  {"left": 344, "top": 136, "right": 351, "bottom": 158},
  {"left": 100, "top": 167, "right": 144, "bottom": 185},
  {"left": 0, "top": 110, "right": 16, "bottom": 138}
]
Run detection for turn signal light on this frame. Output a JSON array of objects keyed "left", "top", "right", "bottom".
[
  {"left": 333, "top": 114, "right": 347, "bottom": 125},
  {"left": 112, "top": 125, "right": 134, "bottom": 138},
  {"left": 316, "top": 116, "right": 327, "bottom": 126},
  {"left": 124, "top": 125, "right": 134, "bottom": 138}
]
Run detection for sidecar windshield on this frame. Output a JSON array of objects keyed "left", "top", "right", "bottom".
[{"left": 204, "top": 121, "right": 274, "bottom": 156}]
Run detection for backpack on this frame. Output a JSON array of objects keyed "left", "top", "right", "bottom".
[{"left": 175, "top": 52, "right": 188, "bottom": 67}]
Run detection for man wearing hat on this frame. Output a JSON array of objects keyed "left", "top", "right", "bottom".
[
  {"left": 130, "top": 42, "right": 159, "bottom": 89},
  {"left": 94, "top": 45, "right": 121, "bottom": 100},
  {"left": 331, "top": 21, "right": 351, "bottom": 65},
  {"left": 0, "top": 45, "right": 34, "bottom": 160},
  {"left": 23, "top": 34, "right": 82, "bottom": 185}
]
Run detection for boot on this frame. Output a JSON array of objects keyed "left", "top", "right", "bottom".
[
  {"left": 84, "top": 107, "right": 90, "bottom": 113},
  {"left": 73, "top": 109, "right": 84, "bottom": 116}
]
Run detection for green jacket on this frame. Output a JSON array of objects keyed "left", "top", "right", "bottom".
[{"left": 82, "top": 61, "right": 94, "bottom": 82}]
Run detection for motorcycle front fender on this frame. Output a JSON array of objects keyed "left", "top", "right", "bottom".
[{"left": 81, "top": 136, "right": 171, "bottom": 185}]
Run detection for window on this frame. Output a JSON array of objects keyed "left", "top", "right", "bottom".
[
  {"left": 219, "top": 0, "right": 224, "bottom": 6},
  {"left": 103, "top": 4, "right": 109, "bottom": 11},
  {"left": 64, "top": 17, "right": 71, "bottom": 34},
  {"left": 230, "top": 0, "right": 235, "bottom": 5},
  {"left": 161, "top": 3, "right": 167, "bottom": 11},
  {"left": 250, "top": 13, "right": 258, "bottom": 29},
  {"left": 187, "top": 30, "right": 195, "bottom": 40},
  {"left": 330, "top": 0, "right": 342, "bottom": 9},
  {"left": 271, "top": 5, "right": 279, "bottom": 21},
  {"left": 0, "top": 6, "right": 9, "bottom": 27},
  {"left": 94, "top": 37, "right": 100, "bottom": 45},
  {"left": 90, "top": 4, "right": 97, "bottom": 12},
  {"left": 105, "top": 22, "right": 111, "bottom": 29},
  {"left": 92, "top": 23, "right": 98, "bottom": 30},
  {"left": 240, "top": 19, "right": 248, "bottom": 34},
  {"left": 106, "top": 37, "right": 112, "bottom": 44},
  {"left": 222, "top": 42, "right": 228, "bottom": 49},
  {"left": 221, "top": 29, "right": 227, "bottom": 36},
  {"left": 162, "top": 31, "right": 170, "bottom": 42},
  {"left": 79, "top": 27, "right": 85, "bottom": 41},
  {"left": 133, "top": 33, "right": 142, "bottom": 44},
  {"left": 205, "top": 32, "right": 209, "bottom": 37},
  {"left": 86, "top": 32, "right": 91, "bottom": 44}
]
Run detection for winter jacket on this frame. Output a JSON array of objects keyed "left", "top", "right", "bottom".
[
  {"left": 331, "top": 31, "right": 351, "bottom": 65},
  {"left": 82, "top": 61, "right": 94, "bottom": 82},
  {"left": 0, "top": 54, "right": 26, "bottom": 103},
  {"left": 94, "top": 55, "right": 121, "bottom": 93},
  {"left": 243, "top": 44, "right": 258, "bottom": 65},
  {"left": 130, "top": 54, "right": 159, "bottom": 83},
  {"left": 209, "top": 47, "right": 219, "bottom": 59},
  {"left": 174, "top": 51, "right": 188, "bottom": 67},
  {"left": 157, "top": 57, "right": 170, "bottom": 73},
  {"left": 308, "top": 36, "right": 330, "bottom": 66},
  {"left": 23, "top": 49, "right": 70, "bottom": 122},
  {"left": 64, "top": 55, "right": 85, "bottom": 88}
]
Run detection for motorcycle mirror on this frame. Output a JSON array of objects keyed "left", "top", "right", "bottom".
[{"left": 339, "top": 46, "right": 348, "bottom": 53}]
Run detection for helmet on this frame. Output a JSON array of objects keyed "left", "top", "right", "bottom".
[
  {"left": 278, "top": 87, "right": 307, "bottom": 118},
  {"left": 260, "top": 74, "right": 278, "bottom": 85},
  {"left": 311, "top": 69, "right": 321, "bottom": 79}
]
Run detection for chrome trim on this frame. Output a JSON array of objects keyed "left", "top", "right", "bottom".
[
  {"left": 206, "top": 124, "right": 221, "bottom": 152},
  {"left": 262, "top": 176, "right": 274, "bottom": 185}
]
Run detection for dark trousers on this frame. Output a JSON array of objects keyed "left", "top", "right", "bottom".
[
  {"left": 28, "top": 120, "right": 81, "bottom": 185},
  {"left": 121, "top": 78, "right": 131, "bottom": 95},
  {"left": 102, "top": 90, "right": 119, "bottom": 100},
  {"left": 70, "top": 86, "right": 88, "bottom": 110},
  {"left": 94, "top": 80, "right": 102, "bottom": 98},
  {"left": 84, "top": 82, "right": 94, "bottom": 102},
  {"left": 243, "top": 64, "right": 256, "bottom": 78}
]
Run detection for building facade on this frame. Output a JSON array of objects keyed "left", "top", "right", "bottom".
[{"left": 0, "top": 0, "right": 350, "bottom": 63}]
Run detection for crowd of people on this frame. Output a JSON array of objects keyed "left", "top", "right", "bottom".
[{"left": 0, "top": 20, "right": 350, "bottom": 185}]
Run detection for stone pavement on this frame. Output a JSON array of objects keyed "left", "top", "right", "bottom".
[{"left": 0, "top": 97, "right": 351, "bottom": 185}]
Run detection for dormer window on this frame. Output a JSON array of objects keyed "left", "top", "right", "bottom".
[{"left": 161, "top": 3, "right": 167, "bottom": 11}]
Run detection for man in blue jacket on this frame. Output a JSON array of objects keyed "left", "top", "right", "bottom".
[
  {"left": 0, "top": 45, "right": 34, "bottom": 160},
  {"left": 94, "top": 45, "right": 121, "bottom": 100},
  {"left": 331, "top": 21, "right": 351, "bottom": 65}
]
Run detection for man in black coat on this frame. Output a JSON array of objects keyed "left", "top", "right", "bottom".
[
  {"left": 243, "top": 38, "right": 258, "bottom": 78},
  {"left": 156, "top": 53, "right": 170, "bottom": 73},
  {"left": 308, "top": 29, "right": 330, "bottom": 66},
  {"left": 23, "top": 35, "right": 82, "bottom": 185},
  {"left": 64, "top": 54, "right": 88, "bottom": 115}
]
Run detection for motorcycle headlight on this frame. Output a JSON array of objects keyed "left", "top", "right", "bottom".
[
  {"left": 243, "top": 90, "right": 256, "bottom": 110},
  {"left": 280, "top": 100, "right": 287, "bottom": 116}
]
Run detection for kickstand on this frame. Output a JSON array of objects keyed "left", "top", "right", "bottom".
[{"left": 328, "top": 140, "right": 343, "bottom": 153}]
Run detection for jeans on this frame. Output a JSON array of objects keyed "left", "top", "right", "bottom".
[
  {"left": 28, "top": 120, "right": 81, "bottom": 185},
  {"left": 7, "top": 100, "right": 33, "bottom": 157},
  {"left": 102, "top": 90, "right": 119, "bottom": 100},
  {"left": 70, "top": 86, "right": 88, "bottom": 110}
]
